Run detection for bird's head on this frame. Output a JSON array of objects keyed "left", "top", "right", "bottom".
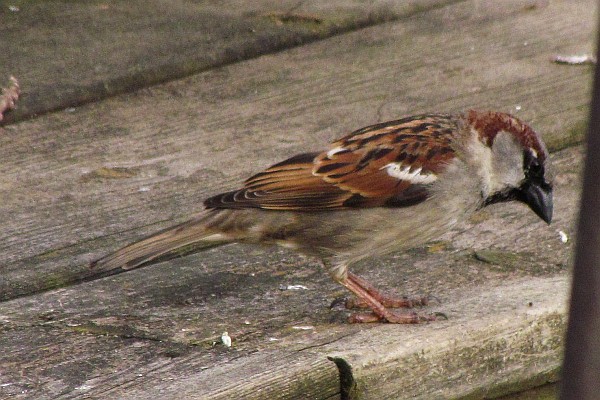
[{"left": 466, "top": 110, "right": 553, "bottom": 224}]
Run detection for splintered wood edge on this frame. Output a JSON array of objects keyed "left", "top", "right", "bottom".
[
  {"left": 101, "top": 351, "right": 341, "bottom": 400},
  {"left": 325, "top": 276, "right": 567, "bottom": 399}
]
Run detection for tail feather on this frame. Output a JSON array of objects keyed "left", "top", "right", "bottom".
[{"left": 90, "top": 211, "right": 232, "bottom": 273}]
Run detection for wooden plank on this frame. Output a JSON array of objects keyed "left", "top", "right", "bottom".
[
  {"left": 0, "top": 0, "right": 592, "bottom": 398},
  {"left": 326, "top": 277, "right": 567, "bottom": 399},
  {"left": 0, "top": 0, "right": 592, "bottom": 301},
  {"left": 0, "top": 141, "right": 582, "bottom": 398},
  {"left": 0, "top": 0, "right": 459, "bottom": 124}
]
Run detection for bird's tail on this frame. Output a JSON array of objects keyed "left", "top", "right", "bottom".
[{"left": 90, "top": 210, "right": 233, "bottom": 273}]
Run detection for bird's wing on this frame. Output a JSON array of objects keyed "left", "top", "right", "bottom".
[{"left": 204, "top": 115, "right": 458, "bottom": 211}]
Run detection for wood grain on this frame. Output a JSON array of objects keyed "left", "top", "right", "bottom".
[
  {"left": 0, "top": 0, "right": 458, "bottom": 124},
  {"left": 0, "top": 0, "right": 592, "bottom": 398}
]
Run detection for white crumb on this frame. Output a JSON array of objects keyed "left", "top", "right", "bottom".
[
  {"left": 279, "top": 284, "right": 308, "bottom": 291},
  {"left": 221, "top": 331, "right": 232, "bottom": 347},
  {"left": 292, "top": 326, "right": 315, "bottom": 330},
  {"left": 552, "top": 54, "right": 596, "bottom": 65},
  {"left": 558, "top": 230, "right": 568, "bottom": 244}
]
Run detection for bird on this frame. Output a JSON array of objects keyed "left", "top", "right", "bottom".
[{"left": 91, "top": 110, "right": 553, "bottom": 324}]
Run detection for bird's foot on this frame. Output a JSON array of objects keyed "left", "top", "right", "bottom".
[
  {"left": 339, "top": 272, "right": 445, "bottom": 324},
  {"left": 343, "top": 272, "right": 434, "bottom": 309},
  {"left": 348, "top": 310, "right": 447, "bottom": 324},
  {"left": 345, "top": 294, "right": 430, "bottom": 310}
]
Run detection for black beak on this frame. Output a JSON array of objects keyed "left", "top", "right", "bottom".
[{"left": 519, "top": 180, "right": 553, "bottom": 224}]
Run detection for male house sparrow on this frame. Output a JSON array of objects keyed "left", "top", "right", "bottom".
[{"left": 92, "top": 110, "right": 552, "bottom": 323}]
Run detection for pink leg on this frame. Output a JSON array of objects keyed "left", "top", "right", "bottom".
[
  {"left": 345, "top": 272, "right": 429, "bottom": 309},
  {"left": 339, "top": 273, "right": 442, "bottom": 324}
]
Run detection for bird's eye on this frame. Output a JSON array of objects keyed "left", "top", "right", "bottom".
[{"left": 524, "top": 150, "right": 544, "bottom": 179}]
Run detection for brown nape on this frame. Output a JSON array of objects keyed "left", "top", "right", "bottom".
[{"left": 465, "top": 110, "right": 547, "bottom": 163}]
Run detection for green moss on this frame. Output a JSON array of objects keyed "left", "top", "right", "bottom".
[
  {"left": 472, "top": 248, "right": 566, "bottom": 276},
  {"left": 474, "top": 249, "right": 523, "bottom": 265},
  {"left": 67, "top": 321, "right": 162, "bottom": 342},
  {"left": 386, "top": 312, "right": 565, "bottom": 400},
  {"left": 40, "top": 273, "right": 73, "bottom": 291},
  {"left": 263, "top": 12, "right": 324, "bottom": 27},
  {"left": 156, "top": 165, "right": 170, "bottom": 177},
  {"left": 497, "top": 383, "right": 558, "bottom": 399},
  {"left": 187, "top": 338, "right": 220, "bottom": 349}
]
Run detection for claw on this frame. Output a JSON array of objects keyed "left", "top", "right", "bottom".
[
  {"left": 348, "top": 312, "right": 383, "bottom": 323},
  {"left": 345, "top": 297, "right": 369, "bottom": 309},
  {"left": 432, "top": 311, "right": 448, "bottom": 320},
  {"left": 345, "top": 294, "right": 430, "bottom": 310},
  {"left": 329, "top": 297, "right": 348, "bottom": 309}
]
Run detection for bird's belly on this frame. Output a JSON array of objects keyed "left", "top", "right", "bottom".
[
  {"left": 257, "top": 194, "right": 478, "bottom": 266},
  {"left": 333, "top": 204, "right": 461, "bottom": 265},
  {"left": 232, "top": 189, "right": 480, "bottom": 267}
]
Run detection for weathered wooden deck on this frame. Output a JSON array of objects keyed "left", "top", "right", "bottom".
[{"left": 0, "top": 1, "right": 594, "bottom": 398}]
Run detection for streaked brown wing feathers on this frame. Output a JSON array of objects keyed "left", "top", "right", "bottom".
[{"left": 204, "top": 115, "right": 458, "bottom": 210}]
